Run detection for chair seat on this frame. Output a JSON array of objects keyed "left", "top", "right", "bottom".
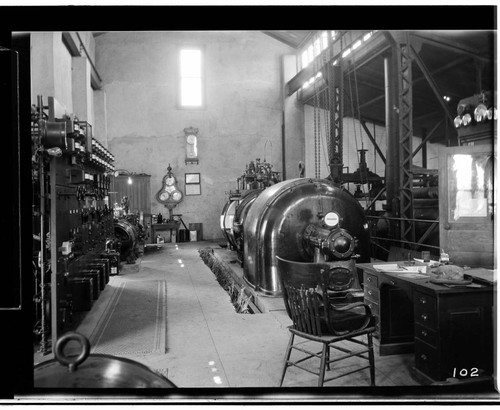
[{"left": 289, "top": 323, "right": 377, "bottom": 344}]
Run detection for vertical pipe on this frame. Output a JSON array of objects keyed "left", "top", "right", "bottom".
[
  {"left": 422, "top": 129, "right": 427, "bottom": 169},
  {"left": 281, "top": 110, "right": 286, "bottom": 180},
  {"left": 39, "top": 144, "right": 48, "bottom": 353}
]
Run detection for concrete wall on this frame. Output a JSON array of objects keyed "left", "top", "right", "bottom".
[
  {"left": 30, "top": 31, "right": 97, "bottom": 125},
  {"left": 30, "top": 32, "right": 74, "bottom": 113},
  {"left": 94, "top": 31, "right": 295, "bottom": 240}
]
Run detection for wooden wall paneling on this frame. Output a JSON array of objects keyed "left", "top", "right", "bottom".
[{"left": 111, "top": 174, "right": 151, "bottom": 214}]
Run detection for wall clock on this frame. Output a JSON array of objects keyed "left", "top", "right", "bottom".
[
  {"left": 184, "top": 126, "right": 199, "bottom": 164},
  {"left": 156, "top": 164, "right": 183, "bottom": 214}
]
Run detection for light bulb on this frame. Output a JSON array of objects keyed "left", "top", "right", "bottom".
[
  {"left": 474, "top": 104, "right": 488, "bottom": 123},
  {"left": 462, "top": 113, "right": 472, "bottom": 126}
]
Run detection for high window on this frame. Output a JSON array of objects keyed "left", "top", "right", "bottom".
[{"left": 179, "top": 48, "right": 204, "bottom": 108}]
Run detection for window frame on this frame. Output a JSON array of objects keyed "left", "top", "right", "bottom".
[{"left": 177, "top": 45, "right": 206, "bottom": 110}]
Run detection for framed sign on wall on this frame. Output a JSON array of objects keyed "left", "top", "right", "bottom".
[
  {"left": 185, "top": 172, "right": 201, "bottom": 195},
  {"left": 185, "top": 173, "right": 200, "bottom": 184}
]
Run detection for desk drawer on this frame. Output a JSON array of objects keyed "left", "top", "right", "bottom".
[
  {"left": 415, "top": 323, "right": 438, "bottom": 347},
  {"left": 364, "top": 287, "right": 379, "bottom": 303},
  {"left": 364, "top": 272, "right": 378, "bottom": 287},
  {"left": 365, "top": 299, "right": 379, "bottom": 317},
  {"left": 414, "top": 291, "right": 437, "bottom": 329},
  {"left": 415, "top": 340, "right": 440, "bottom": 380}
]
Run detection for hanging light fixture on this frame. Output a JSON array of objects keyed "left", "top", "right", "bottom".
[
  {"left": 113, "top": 169, "right": 134, "bottom": 185},
  {"left": 462, "top": 113, "right": 472, "bottom": 126},
  {"left": 474, "top": 103, "right": 488, "bottom": 123},
  {"left": 487, "top": 107, "right": 497, "bottom": 120}
]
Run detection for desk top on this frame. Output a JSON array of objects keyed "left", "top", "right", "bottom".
[{"left": 358, "top": 261, "right": 493, "bottom": 294}]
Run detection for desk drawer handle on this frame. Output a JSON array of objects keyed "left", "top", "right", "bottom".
[
  {"left": 367, "top": 277, "right": 372, "bottom": 282},
  {"left": 420, "top": 354, "right": 427, "bottom": 361},
  {"left": 390, "top": 280, "right": 395, "bottom": 286},
  {"left": 368, "top": 290, "right": 373, "bottom": 296},
  {"left": 421, "top": 314, "right": 428, "bottom": 321},
  {"left": 419, "top": 297, "right": 427, "bottom": 304},
  {"left": 421, "top": 330, "right": 428, "bottom": 337}
]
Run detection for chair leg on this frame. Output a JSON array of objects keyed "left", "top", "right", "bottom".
[
  {"left": 367, "top": 333, "right": 376, "bottom": 386},
  {"left": 279, "top": 332, "right": 295, "bottom": 387},
  {"left": 318, "top": 342, "right": 328, "bottom": 387},
  {"left": 326, "top": 345, "right": 331, "bottom": 371}
]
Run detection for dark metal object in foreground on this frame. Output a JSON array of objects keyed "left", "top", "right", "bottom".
[{"left": 34, "top": 332, "right": 177, "bottom": 388}]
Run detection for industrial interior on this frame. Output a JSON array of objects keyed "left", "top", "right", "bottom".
[{"left": 2, "top": 24, "right": 497, "bottom": 399}]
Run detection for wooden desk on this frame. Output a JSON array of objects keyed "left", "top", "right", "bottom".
[
  {"left": 357, "top": 262, "right": 494, "bottom": 383},
  {"left": 151, "top": 222, "right": 180, "bottom": 243}
]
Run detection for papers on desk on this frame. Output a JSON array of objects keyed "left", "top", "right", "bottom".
[
  {"left": 373, "top": 264, "right": 427, "bottom": 274},
  {"left": 397, "top": 273, "right": 430, "bottom": 279}
]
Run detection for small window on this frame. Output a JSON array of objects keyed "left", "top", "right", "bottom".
[{"left": 179, "top": 48, "right": 204, "bottom": 108}]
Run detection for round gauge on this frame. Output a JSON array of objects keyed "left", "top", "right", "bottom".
[
  {"left": 165, "top": 176, "right": 176, "bottom": 186},
  {"left": 186, "top": 134, "right": 196, "bottom": 145},
  {"left": 159, "top": 192, "right": 170, "bottom": 201},
  {"left": 171, "top": 190, "right": 183, "bottom": 202},
  {"left": 324, "top": 212, "right": 340, "bottom": 227}
]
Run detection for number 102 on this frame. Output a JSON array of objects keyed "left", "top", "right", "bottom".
[{"left": 452, "top": 367, "right": 479, "bottom": 378}]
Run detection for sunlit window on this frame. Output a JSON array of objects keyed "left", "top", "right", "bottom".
[
  {"left": 321, "top": 31, "right": 328, "bottom": 50},
  {"left": 301, "top": 49, "right": 309, "bottom": 69},
  {"left": 313, "top": 37, "right": 321, "bottom": 57},
  {"left": 179, "top": 48, "right": 204, "bottom": 108}
]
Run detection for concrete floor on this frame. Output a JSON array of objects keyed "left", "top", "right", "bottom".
[
  {"left": 71, "top": 241, "right": 421, "bottom": 389},
  {"left": 32, "top": 241, "right": 500, "bottom": 401}
]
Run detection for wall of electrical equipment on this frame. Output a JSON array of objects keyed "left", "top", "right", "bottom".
[{"left": 32, "top": 95, "right": 120, "bottom": 355}]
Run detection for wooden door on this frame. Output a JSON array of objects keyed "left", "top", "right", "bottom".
[{"left": 438, "top": 144, "right": 495, "bottom": 268}]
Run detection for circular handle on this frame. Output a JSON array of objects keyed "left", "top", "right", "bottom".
[
  {"left": 419, "top": 297, "right": 426, "bottom": 304},
  {"left": 421, "top": 330, "right": 428, "bottom": 337},
  {"left": 390, "top": 280, "right": 395, "bottom": 286},
  {"left": 368, "top": 290, "right": 373, "bottom": 296},
  {"left": 367, "top": 277, "right": 372, "bottom": 282},
  {"left": 421, "top": 354, "right": 427, "bottom": 361},
  {"left": 54, "top": 332, "right": 90, "bottom": 372},
  {"left": 421, "top": 314, "right": 428, "bottom": 321}
]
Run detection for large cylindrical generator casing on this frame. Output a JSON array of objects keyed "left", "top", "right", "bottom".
[
  {"left": 243, "top": 178, "right": 371, "bottom": 296},
  {"left": 220, "top": 190, "right": 263, "bottom": 252},
  {"left": 220, "top": 196, "right": 239, "bottom": 249},
  {"left": 114, "top": 219, "right": 138, "bottom": 260}
]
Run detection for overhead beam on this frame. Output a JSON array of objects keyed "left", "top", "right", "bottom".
[
  {"left": 410, "top": 45, "right": 455, "bottom": 126},
  {"left": 262, "top": 31, "right": 302, "bottom": 49},
  {"left": 412, "top": 32, "right": 491, "bottom": 64},
  {"left": 286, "top": 30, "right": 387, "bottom": 96}
]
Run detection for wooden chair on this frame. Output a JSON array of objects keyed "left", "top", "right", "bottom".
[{"left": 276, "top": 256, "right": 376, "bottom": 387}]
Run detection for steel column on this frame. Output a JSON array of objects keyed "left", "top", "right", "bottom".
[
  {"left": 396, "top": 32, "right": 416, "bottom": 246},
  {"left": 383, "top": 51, "right": 400, "bottom": 241},
  {"left": 328, "top": 64, "right": 343, "bottom": 182}
]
